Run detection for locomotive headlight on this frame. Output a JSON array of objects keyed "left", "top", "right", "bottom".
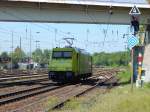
[
  {"left": 49, "top": 72, "right": 55, "bottom": 79},
  {"left": 50, "top": 72, "right": 55, "bottom": 76},
  {"left": 66, "top": 72, "right": 72, "bottom": 78}
]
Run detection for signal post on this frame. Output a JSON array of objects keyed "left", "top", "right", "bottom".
[{"left": 129, "top": 5, "right": 145, "bottom": 89}]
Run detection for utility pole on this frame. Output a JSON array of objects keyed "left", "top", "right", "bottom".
[
  {"left": 29, "top": 29, "right": 32, "bottom": 72},
  {"left": 11, "top": 31, "right": 14, "bottom": 73},
  {"left": 55, "top": 29, "right": 57, "bottom": 47},
  {"left": 26, "top": 26, "right": 28, "bottom": 39},
  {"left": 20, "top": 37, "right": 22, "bottom": 50},
  {"left": 129, "top": 5, "right": 141, "bottom": 91},
  {"left": 20, "top": 36, "right": 22, "bottom": 62},
  {"left": 35, "top": 31, "right": 40, "bottom": 49},
  {"left": 35, "top": 40, "right": 40, "bottom": 49},
  {"left": 49, "top": 28, "right": 53, "bottom": 49},
  {"left": 86, "top": 29, "right": 89, "bottom": 49},
  {"left": 131, "top": 48, "right": 134, "bottom": 91}
]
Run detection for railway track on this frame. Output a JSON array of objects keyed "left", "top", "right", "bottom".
[
  {"left": 0, "top": 73, "right": 45, "bottom": 78},
  {"left": 0, "top": 74, "right": 48, "bottom": 84},
  {"left": 0, "top": 82, "right": 63, "bottom": 106},
  {"left": 0, "top": 74, "right": 48, "bottom": 80},
  {"left": 0, "top": 72, "right": 48, "bottom": 78},
  {"left": 0, "top": 68, "right": 120, "bottom": 112},
  {"left": 8, "top": 73, "right": 118, "bottom": 112},
  {"left": 0, "top": 78, "right": 49, "bottom": 90},
  {"left": 0, "top": 69, "right": 48, "bottom": 78},
  {"left": 50, "top": 74, "right": 117, "bottom": 111}
]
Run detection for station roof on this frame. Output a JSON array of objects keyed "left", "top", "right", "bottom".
[{"left": 7, "top": 0, "right": 150, "bottom": 8}]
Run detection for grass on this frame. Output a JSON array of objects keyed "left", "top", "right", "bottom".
[
  {"left": 52, "top": 85, "right": 150, "bottom": 112},
  {"left": 117, "top": 68, "right": 131, "bottom": 84},
  {"left": 91, "top": 85, "right": 150, "bottom": 112},
  {"left": 46, "top": 96, "right": 59, "bottom": 108},
  {"left": 51, "top": 68, "right": 150, "bottom": 112}
]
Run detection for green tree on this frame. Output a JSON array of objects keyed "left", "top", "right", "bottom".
[
  {"left": 32, "top": 48, "right": 43, "bottom": 63},
  {"left": 1, "top": 52, "right": 9, "bottom": 58},
  {"left": 32, "top": 49, "right": 51, "bottom": 64},
  {"left": 11, "top": 46, "right": 26, "bottom": 64},
  {"left": 42, "top": 49, "right": 51, "bottom": 64},
  {"left": 93, "top": 51, "right": 130, "bottom": 67}
]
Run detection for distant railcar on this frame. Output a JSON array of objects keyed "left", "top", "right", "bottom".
[
  {"left": 48, "top": 47, "right": 92, "bottom": 82},
  {"left": 0, "top": 57, "right": 11, "bottom": 63}
]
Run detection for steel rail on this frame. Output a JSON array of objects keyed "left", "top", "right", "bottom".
[
  {"left": 49, "top": 75, "right": 117, "bottom": 111},
  {"left": 0, "top": 83, "right": 64, "bottom": 106}
]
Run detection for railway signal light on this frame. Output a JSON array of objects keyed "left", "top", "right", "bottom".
[{"left": 129, "top": 5, "right": 141, "bottom": 35}]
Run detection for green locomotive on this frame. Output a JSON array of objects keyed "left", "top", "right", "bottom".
[{"left": 48, "top": 47, "right": 92, "bottom": 82}]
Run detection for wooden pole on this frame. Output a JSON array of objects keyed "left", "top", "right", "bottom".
[{"left": 131, "top": 48, "right": 134, "bottom": 92}]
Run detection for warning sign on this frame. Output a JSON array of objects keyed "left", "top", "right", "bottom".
[
  {"left": 129, "top": 5, "right": 141, "bottom": 15},
  {"left": 127, "top": 35, "right": 139, "bottom": 49}
]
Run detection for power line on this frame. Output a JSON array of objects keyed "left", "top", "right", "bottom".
[
  {"left": 83, "top": 4, "right": 114, "bottom": 51},
  {"left": 0, "top": 8, "right": 76, "bottom": 39},
  {"left": 0, "top": 6, "right": 129, "bottom": 53},
  {"left": 11, "top": 31, "right": 13, "bottom": 72}
]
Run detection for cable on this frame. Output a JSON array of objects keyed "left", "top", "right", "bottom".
[
  {"left": 102, "top": 6, "right": 113, "bottom": 48},
  {"left": 0, "top": 8, "right": 78, "bottom": 51},
  {"left": 43, "top": 24, "right": 77, "bottom": 38},
  {"left": 0, "top": 4, "right": 128, "bottom": 53},
  {"left": 84, "top": 4, "right": 115, "bottom": 52},
  {"left": 0, "top": 7, "right": 77, "bottom": 39},
  {"left": 0, "top": 5, "right": 112, "bottom": 50}
]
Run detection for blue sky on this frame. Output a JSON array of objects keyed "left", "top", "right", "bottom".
[{"left": 0, "top": 22, "right": 129, "bottom": 54}]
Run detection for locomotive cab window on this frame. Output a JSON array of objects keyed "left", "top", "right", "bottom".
[
  {"left": 63, "top": 51, "right": 72, "bottom": 58},
  {"left": 53, "top": 52, "right": 62, "bottom": 58},
  {"left": 52, "top": 51, "right": 72, "bottom": 58}
]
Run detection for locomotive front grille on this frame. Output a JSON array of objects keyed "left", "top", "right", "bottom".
[{"left": 49, "top": 71, "right": 74, "bottom": 81}]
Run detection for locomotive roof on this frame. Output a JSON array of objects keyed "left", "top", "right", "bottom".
[
  {"left": 53, "top": 47, "right": 90, "bottom": 55},
  {"left": 74, "top": 48, "right": 90, "bottom": 55}
]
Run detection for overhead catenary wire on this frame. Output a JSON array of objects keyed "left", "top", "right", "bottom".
[
  {"left": 0, "top": 8, "right": 76, "bottom": 39},
  {"left": 0, "top": 24, "right": 68, "bottom": 52},
  {"left": 0, "top": 31, "right": 53, "bottom": 46},
  {"left": 102, "top": 6, "right": 113, "bottom": 48},
  {"left": 84, "top": 4, "right": 116, "bottom": 52},
  {"left": 0, "top": 29, "right": 53, "bottom": 54},
  {"left": 84, "top": 5, "right": 104, "bottom": 51},
  {"left": 0, "top": 4, "right": 129, "bottom": 53},
  {"left": 0, "top": 8, "right": 77, "bottom": 50},
  {"left": 0, "top": 10, "right": 79, "bottom": 52}
]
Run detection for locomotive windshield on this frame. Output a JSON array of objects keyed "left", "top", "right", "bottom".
[
  {"left": 53, "top": 52, "right": 62, "bottom": 58},
  {"left": 53, "top": 51, "right": 72, "bottom": 58},
  {"left": 63, "top": 51, "right": 72, "bottom": 58}
]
